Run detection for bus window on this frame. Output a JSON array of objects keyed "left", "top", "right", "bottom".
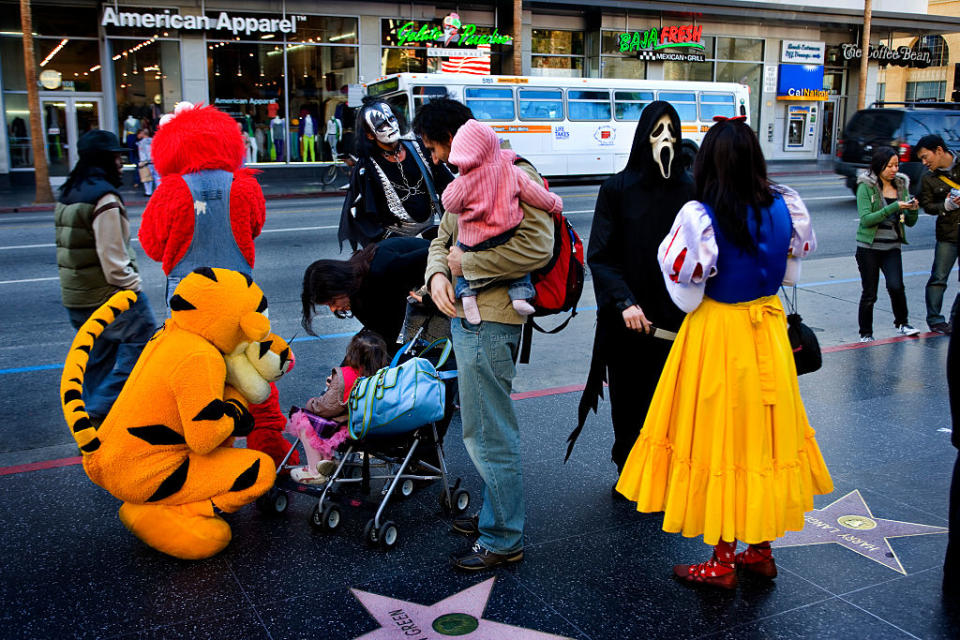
[
  {"left": 465, "top": 87, "right": 515, "bottom": 121},
  {"left": 658, "top": 91, "right": 697, "bottom": 122},
  {"left": 568, "top": 89, "right": 611, "bottom": 121},
  {"left": 413, "top": 85, "right": 448, "bottom": 110},
  {"left": 699, "top": 93, "right": 736, "bottom": 120},
  {"left": 385, "top": 94, "right": 410, "bottom": 125},
  {"left": 518, "top": 88, "right": 563, "bottom": 121},
  {"left": 614, "top": 90, "right": 654, "bottom": 121}
]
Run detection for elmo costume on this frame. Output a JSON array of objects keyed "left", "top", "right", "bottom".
[{"left": 138, "top": 102, "right": 297, "bottom": 469}]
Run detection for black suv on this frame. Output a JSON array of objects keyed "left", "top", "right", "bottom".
[{"left": 835, "top": 102, "right": 960, "bottom": 195}]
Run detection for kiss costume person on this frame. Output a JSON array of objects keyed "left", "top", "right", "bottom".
[
  {"left": 338, "top": 100, "right": 453, "bottom": 251},
  {"left": 568, "top": 102, "right": 694, "bottom": 480}
]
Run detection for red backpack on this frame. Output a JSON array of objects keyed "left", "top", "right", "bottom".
[{"left": 516, "top": 160, "right": 585, "bottom": 363}]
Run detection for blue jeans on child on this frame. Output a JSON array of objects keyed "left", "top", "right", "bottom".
[
  {"left": 450, "top": 317, "right": 524, "bottom": 555},
  {"left": 65, "top": 293, "right": 158, "bottom": 421}
]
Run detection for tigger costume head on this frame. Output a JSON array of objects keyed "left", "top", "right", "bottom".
[{"left": 59, "top": 267, "right": 288, "bottom": 560}]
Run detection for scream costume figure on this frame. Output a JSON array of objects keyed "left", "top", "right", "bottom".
[
  {"left": 60, "top": 268, "right": 288, "bottom": 559},
  {"left": 338, "top": 99, "right": 453, "bottom": 251},
  {"left": 137, "top": 102, "right": 295, "bottom": 469},
  {"left": 568, "top": 102, "right": 695, "bottom": 480}
]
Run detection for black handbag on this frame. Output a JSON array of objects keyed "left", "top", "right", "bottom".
[{"left": 782, "top": 285, "right": 822, "bottom": 375}]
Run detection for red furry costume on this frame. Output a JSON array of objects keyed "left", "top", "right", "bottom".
[{"left": 138, "top": 102, "right": 296, "bottom": 468}]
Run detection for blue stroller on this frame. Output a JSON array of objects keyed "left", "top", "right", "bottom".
[{"left": 256, "top": 335, "right": 468, "bottom": 550}]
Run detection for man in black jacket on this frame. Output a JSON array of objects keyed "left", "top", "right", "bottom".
[
  {"left": 916, "top": 134, "right": 960, "bottom": 334},
  {"left": 568, "top": 102, "right": 695, "bottom": 494}
]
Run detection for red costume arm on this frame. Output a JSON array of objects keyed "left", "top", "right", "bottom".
[
  {"left": 229, "top": 169, "right": 266, "bottom": 268},
  {"left": 138, "top": 174, "right": 195, "bottom": 275}
]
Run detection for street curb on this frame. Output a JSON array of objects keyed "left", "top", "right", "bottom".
[{"left": 0, "top": 188, "right": 348, "bottom": 214}]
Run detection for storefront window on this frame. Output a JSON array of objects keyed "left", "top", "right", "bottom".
[
  {"left": 716, "top": 61, "right": 762, "bottom": 127},
  {"left": 4, "top": 94, "right": 32, "bottom": 169},
  {"left": 32, "top": 38, "right": 103, "bottom": 92},
  {"left": 601, "top": 57, "right": 646, "bottom": 80},
  {"left": 381, "top": 48, "right": 434, "bottom": 75},
  {"left": 663, "top": 60, "right": 714, "bottom": 82},
  {"left": 716, "top": 37, "right": 762, "bottom": 62},
  {"left": 532, "top": 29, "right": 584, "bottom": 78},
  {"left": 207, "top": 14, "right": 359, "bottom": 164},
  {"left": 287, "top": 43, "right": 357, "bottom": 161},
  {"left": 209, "top": 42, "right": 287, "bottom": 162},
  {"left": 112, "top": 38, "right": 181, "bottom": 136},
  {"left": 906, "top": 81, "right": 946, "bottom": 101},
  {"left": 0, "top": 1, "right": 99, "bottom": 37},
  {"left": 379, "top": 18, "right": 502, "bottom": 76}
]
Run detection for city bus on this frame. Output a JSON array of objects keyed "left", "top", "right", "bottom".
[{"left": 366, "top": 73, "right": 750, "bottom": 177}]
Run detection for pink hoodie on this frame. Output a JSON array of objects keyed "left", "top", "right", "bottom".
[{"left": 442, "top": 119, "right": 562, "bottom": 248}]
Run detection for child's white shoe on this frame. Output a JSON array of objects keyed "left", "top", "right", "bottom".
[
  {"left": 291, "top": 466, "right": 328, "bottom": 485},
  {"left": 512, "top": 299, "right": 535, "bottom": 316},
  {"left": 462, "top": 296, "right": 482, "bottom": 324}
]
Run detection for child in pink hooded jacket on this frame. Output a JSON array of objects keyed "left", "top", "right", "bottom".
[{"left": 442, "top": 119, "right": 563, "bottom": 323}]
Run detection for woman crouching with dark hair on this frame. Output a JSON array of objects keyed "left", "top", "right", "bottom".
[
  {"left": 614, "top": 117, "right": 834, "bottom": 589},
  {"left": 301, "top": 237, "right": 430, "bottom": 354}
]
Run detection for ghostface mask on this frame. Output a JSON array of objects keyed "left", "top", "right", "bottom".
[
  {"left": 649, "top": 114, "right": 676, "bottom": 180},
  {"left": 363, "top": 103, "right": 400, "bottom": 145}
]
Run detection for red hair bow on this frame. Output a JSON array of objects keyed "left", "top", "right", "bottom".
[{"left": 712, "top": 115, "right": 747, "bottom": 122}]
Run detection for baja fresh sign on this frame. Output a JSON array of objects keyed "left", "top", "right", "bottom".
[
  {"left": 396, "top": 13, "right": 512, "bottom": 48},
  {"left": 101, "top": 7, "right": 304, "bottom": 36},
  {"left": 619, "top": 25, "right": 706, "bottom": 62}
]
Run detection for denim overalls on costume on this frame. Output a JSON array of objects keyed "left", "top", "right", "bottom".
[{"left": 166, "top": 170, "right": 252, "bottom": 304}]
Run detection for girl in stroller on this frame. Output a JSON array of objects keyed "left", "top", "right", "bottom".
[{"left": 288, "top": 330, "right": 389, "bottom": 484}]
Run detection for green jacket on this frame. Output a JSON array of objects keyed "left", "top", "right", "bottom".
[
  {"left": 54, "top": 200, "right": 138, "bottom": 308},
  {"left": 917, "top": 156, "right": 960, "bottom": 244},
  {"left": 855, "top": 171, "right": 918, "bottom": 246},
  {"left": 425, "top": 159, "right": 554, "bottom": 325}
]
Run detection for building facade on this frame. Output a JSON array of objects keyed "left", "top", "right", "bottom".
[{"left": 2, "top": 0, "right": 960, "bottom": 186}]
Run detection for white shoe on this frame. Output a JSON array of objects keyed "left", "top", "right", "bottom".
[
  {"left": 291, "top": 466, "right": 328, "bottom": 485},
  {"left": 895, "top": 324, "right": 920, "bottom": 337},
  {"left": 859, "top": 335, "right": 875, "bottom": 343}
]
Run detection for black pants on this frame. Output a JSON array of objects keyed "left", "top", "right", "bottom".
[
  {"left": 855, "top": 246, "right": 908, "bottom": 336},
  {"left": 607, "top": 330, "right": 674, "bottom": 471},
  {"left": 946, "top": 329, "right": 960, "bottom": 592}
]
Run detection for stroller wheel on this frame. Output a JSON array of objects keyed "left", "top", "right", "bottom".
[
  {"left": 256, "top": 488, "right": 289, "bottom": 516},
  {"left": 452, "top": 489, "right": 470, "bottom": 515},
  {"left": 311, "top": 502, "right": 342, "bottom": 532},
  {"left": 378, "top": 521, "right": 399, "bottom": 549},
  {"left": 399, "top": 478, "right": 415, "bottom": 498},
  {"left": 363, "top": 518, "right": 378, "bottom": 547}
]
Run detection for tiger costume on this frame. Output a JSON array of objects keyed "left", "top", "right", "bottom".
[{"left": 60, "top": 267, "right": 291, "bottom": 559}]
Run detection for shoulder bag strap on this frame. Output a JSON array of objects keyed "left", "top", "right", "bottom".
[{"left": 403, "top": 139, "right": 442, "bottom": 216}]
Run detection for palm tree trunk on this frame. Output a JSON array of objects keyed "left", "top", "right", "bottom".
[
  {"left": 513, "top": 0, "right": 522, "bottom": 75},
  {"left": 20, "top": 0, "right": 54, "bottom": 203}
]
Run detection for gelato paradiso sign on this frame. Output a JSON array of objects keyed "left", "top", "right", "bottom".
[
  {"left": 618, "top": 25, "right": 706, "bottom": 62},
  {"left": 396, "top": 13, "right": 513, "bottom": 48},
  {"left": 101, "top": 7, "right": 305, "bottom": 36},
  {"left": 841, "top": 43, "right": 932, "bottom": 69}
]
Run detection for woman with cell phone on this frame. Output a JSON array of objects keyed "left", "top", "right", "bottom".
[{"left": 854, "top": 147, "right": 921, "bottom": 342}]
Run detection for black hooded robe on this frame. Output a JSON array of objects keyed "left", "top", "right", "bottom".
[{"left": 567, "top": 101, "right": 696, "bottom": 471}]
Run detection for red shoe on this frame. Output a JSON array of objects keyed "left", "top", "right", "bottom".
[
  {"left": 673, "top": 553, "right": 737, "bottom": 590},
  {"left": 735, "top": 544, "right": 778, "bottom": 579}
]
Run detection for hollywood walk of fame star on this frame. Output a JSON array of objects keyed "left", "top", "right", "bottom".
[
  {"left": 351, "top": 577, "right": 573, "bottom": 639},
  {"left": 771, "top": 489, "right": 947, "bottom": 574}
]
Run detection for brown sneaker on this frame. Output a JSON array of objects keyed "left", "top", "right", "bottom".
[{"left": 451, "top": 541, "right": 523, "bottom": 571}]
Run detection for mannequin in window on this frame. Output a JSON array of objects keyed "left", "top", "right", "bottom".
[
  {"left": 299, "top": 110, "right": 316, "bottom": 162},
  {"left": 270, "top": 115, "right": 285, "bottom": 162},
  {"left": 325, "top": 115, "right": 342, "bottom": 161}
]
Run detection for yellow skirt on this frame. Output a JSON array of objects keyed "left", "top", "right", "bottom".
[{"left": 615, "top": 295, "right": 833, "bottom": 545}]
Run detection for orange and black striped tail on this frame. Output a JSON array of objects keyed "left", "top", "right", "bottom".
[{"left": 60, "top": 291, "right": 138, "bottom": 455}]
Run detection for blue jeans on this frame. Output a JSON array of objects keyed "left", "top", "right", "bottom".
[
  {"left": 455, "top": 273, "right": 534, "bottom": 303},
  {"left": 450, "top": 318, "right": 524, "bottom": 554},
  {"left": 66, "top": 294, "right": 158, "bottom": 420},
  {"left": 926, "top": 240, "right": 960, "bottom": 328}
]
